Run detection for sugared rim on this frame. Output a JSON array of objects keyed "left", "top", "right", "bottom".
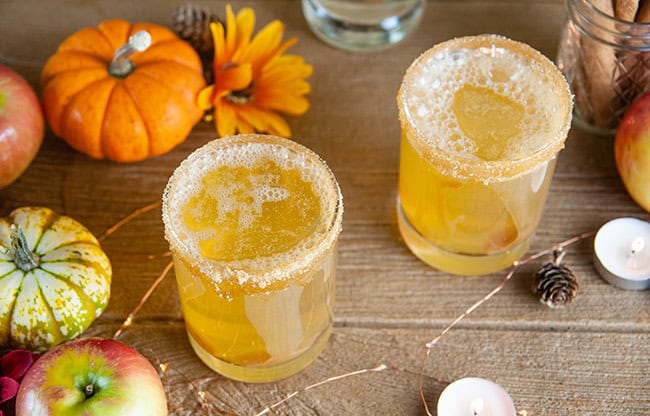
[
  {"left": 398, "top": 34, "right": 573, "bottom": 182},
  {"left": 161, "top": 134, "right": 344, "bottom": 296}
]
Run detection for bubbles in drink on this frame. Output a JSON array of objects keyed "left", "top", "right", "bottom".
[
  {"left": 401, "top": 35, "right": 569, "bottom": 163},
  {"left": 162, "top": 135, "right": 343, "bottom": 293}
]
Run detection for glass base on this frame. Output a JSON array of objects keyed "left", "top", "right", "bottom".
[
  {"left": 396, "top": 198, "right": 531, "bottom": 276},
  {"left": 187, "top": 325, "right": 332, "bottom": 383},
  {"left": 301, "top": 0, "right": 425, "bottom": 52}
]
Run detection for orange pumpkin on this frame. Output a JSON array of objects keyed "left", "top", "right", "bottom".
[{"left": 41, "top": 20, "right": 205, "bottom": 162}]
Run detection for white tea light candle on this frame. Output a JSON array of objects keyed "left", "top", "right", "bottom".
[
  {"left": 437, "top": 377, "right": 516, "bottom": 416},
  {"left": 593, "top": 217, "right": 650, "bottom": 290}
]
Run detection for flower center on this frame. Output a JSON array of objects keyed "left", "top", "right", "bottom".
[{"left": 226, "top": 87, "right": 254, "bottom": 105}]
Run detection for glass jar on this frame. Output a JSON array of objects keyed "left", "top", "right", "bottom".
[
  {"left": 302, "top": 0, "right": 425, "bottom": 52},
  {"left": 557, "top": 0, "right": 650, "bottom": 135}
]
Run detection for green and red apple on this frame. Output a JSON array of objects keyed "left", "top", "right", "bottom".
[
  {"left": 15, "top": 337, "right": 168, "bottom": 416},
  {"left": 615, "top": 92, "right": 650, "bottom": 213},
  {"left": 0, "top": 63, "right": 44, "bottom": 189}
]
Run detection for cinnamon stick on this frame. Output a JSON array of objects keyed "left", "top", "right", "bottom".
[
  {"left": 581, "top": 0, "right": 617, "bottom": 127},
  {"left": 615, "top": 0, "right": 639, "bottom": 21},
  {"left": 636, "top": 0, "right": 650, "bottom": 21}
]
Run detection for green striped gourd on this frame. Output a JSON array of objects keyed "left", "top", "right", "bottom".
[{"left": 0, "top": 207, "right": 111, "bottom": 351}]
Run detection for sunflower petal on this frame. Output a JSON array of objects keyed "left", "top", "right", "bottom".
[
  {"left": 197, "top": 85, "right": 216, "bottom": 110},
  {"left": 225, "top": 4, "right": 237, "bottom": 58},
  {"left": 236, "top": 117, "right": 255, "bottom": 134},
  {"left": 235, "top": 7, "right": 255, "bottom": 51},
  {"left": 238, "top": 105, "right": 270, "bottom": 132},
  {"left": 274, "top": 38, "right": 298, "bottom": 59},
  {"left": 255, "top": 90, "right": 310, "bottom": 115},
  {"left": 261, "top": 110, "right": 292, "bottom": 137},
  {"left": 216, "top": 100, "right": 237, "bottom": 137},
  {"left": 237, "top": 105, "right": 292, "bottom": 137},
  {"left": 257, "top": 58, "right": 313, "bottom": 94},
  {"left": 217, "top": 63, "right": 253, "bottom": 93},
  {"left": 211, "top": 22, "right": 228, "bottom": 69},
  {"left": 241, "top": 20, "right": 285, "bottom": 72},
  {"left": 265, "top": 77, "right": 311, "bottom": 95}
]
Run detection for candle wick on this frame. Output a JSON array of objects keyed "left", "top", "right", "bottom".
[
  {"left": 631, "top": 237, "right": 645, "bottom": 256},
  {"left": 471, "top": 397, "right": 484, "bottom": 416}
]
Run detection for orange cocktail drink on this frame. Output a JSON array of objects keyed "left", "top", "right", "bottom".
[
  {"left": 162, "top": 134, "right": 343, "bottom": 382},
  {"left": 397, "top": 35, "right": 572, "bottom": 275}
]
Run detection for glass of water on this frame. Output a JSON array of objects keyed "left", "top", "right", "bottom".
[{"left": 302, "top": 0, "right": 425, "bottom": 52}]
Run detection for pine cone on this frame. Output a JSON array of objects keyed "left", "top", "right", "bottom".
[
  {"left": 172, "top": 4, "right": 219, "bottom": 61},
  {"left": 171, "top": 4, "right": 221, "bottom": 84},
  {"left": 533, "top": 249, "right": 579, "bottom": 308}
]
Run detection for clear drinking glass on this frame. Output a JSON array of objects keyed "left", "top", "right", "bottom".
[
  {"left": 302, "top": 0, "right": 425, "bottom": 52},
  {"left": 397, "top": 35, "right": 573, "bottom": 276},
  {"left": 162, "top": 134, "right": 343, "bottom": 382}
]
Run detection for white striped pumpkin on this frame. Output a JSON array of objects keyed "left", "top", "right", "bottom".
[{"left": 0, "top": 207, "right": 111, "bottom": 351}]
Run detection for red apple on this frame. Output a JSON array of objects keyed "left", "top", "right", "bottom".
[
  {"left": 615, "top": 92, "right": 650, "bottom": 213},
  {"left": 15, "top": 337, "right": 168, "bottom": 416},
  {"left": 0, "top": 64, "right": 44, "bottom": 189}
]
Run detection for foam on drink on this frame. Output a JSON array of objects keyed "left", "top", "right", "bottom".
[
  {"left": 163, "top": 135, "right": 343, "bottom": 295},
  {"left": 399, "top": 34, "right": 572, "bottom": 182}
]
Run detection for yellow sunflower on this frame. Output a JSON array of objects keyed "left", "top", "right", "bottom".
[{"left": 197, "top": 5, "right": 313, "bottom": 138}]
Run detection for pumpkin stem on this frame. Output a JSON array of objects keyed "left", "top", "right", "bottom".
[
  {"left": 109, "top": 30, "right": 152, "bottom": 78},
  {"left": 8, "top": 225, "right": 40, "bottom": 272}
]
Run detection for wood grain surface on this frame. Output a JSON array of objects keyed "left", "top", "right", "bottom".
[{"left": 1, "top": 0, "right": 649, "bottom": 415}]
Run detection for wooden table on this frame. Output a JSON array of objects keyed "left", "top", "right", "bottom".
[{"left": 2, "top": 0, "right": 649, "bottom": 414}]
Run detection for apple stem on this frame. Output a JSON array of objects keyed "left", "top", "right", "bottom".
[
  {"left": 6, "top": 225, "right": 40, "bottom": 272},
  {"left": 84, "top": 384, "right": 95, "bottom": 398},
  {"left": 108, "top": 30, "right": 152, "bottom": 78}
]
